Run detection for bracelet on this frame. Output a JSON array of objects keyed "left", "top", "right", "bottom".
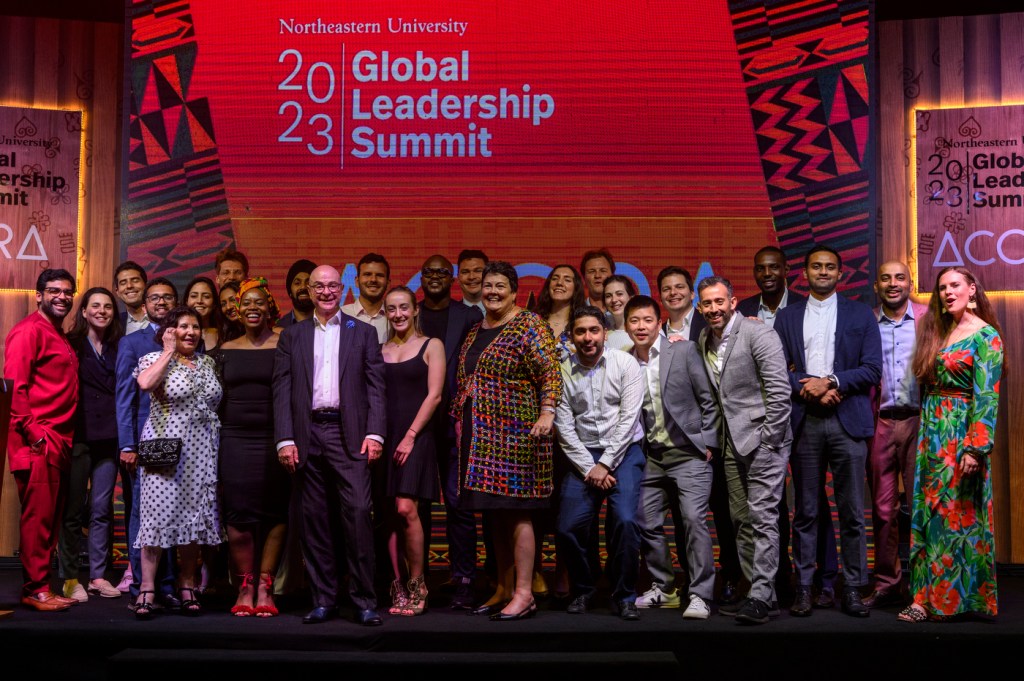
[
  {"left": 408, "top": 428, "right": 418, "bottom": 436},
  {"left": 540, "top": 406, "right": 556, "bottom": 414}
]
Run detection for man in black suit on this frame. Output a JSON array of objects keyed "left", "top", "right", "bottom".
[
  {"left": 273, "top": 265, "right": 387, "bottom": 626},
  {"left": 418, "top": 254, "right": 483, "bottom": 608},
  {"left": 737, "top": 245, "right": 839, "bottom": 607}
]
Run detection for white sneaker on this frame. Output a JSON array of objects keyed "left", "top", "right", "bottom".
[
  {"left": 635, "top": 585, "right": 681, "bottom": 608},
  {"left": 88, "top": 579, "right": 122, "bottom": 598},
  {"left": 63, "top": 580, "right": 89, "bottom": 603},
  {"left": 682, "top": 594, "right": 710, "bottom": 620}
]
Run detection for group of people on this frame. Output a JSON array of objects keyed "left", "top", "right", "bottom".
[{"left": 3, "top": 242, "right": 1004, "bottom": 628}]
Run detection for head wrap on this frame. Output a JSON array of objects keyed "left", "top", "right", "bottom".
[
  {"left": 285, "top": 259, "right": 318, "bottom": 293},
  {"left": 236, "top": 276, "right": 280, "bottom": 325}
]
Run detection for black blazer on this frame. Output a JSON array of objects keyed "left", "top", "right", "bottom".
[
  {"left": 437, "top": 302, "right": 483, "bottom": 399},
  {"left": 736, "top": 290, "right": 808, "bottom": 319},
  {"left": 272, "top": 311, "right": 387, "bottom": 467}
]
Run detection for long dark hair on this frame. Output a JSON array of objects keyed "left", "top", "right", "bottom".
[
  {"left": 534, "top": 264, "right": 585, "bottom": 318},
  {"left": 183, "top": 276, "right": 224, "bottom": 331},
  {"left": 912, "top": 266, "right": 1002, "bottom": 385},
  {"left": 218, "top": 280, "right": 244, "bottom": 343},
  {"left": 67, "top": 287, "right": 123, "bottom": 350}
]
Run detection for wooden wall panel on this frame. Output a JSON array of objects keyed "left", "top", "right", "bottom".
[
  {"left": 879, "top": 13, "right": 1024, "bottom": 563},
  {"left": 0, "top": 15, "right": 122, "bottom": 556}
]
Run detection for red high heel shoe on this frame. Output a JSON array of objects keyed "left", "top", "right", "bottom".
[
  {"left": 254, "top": 573, "right": 279, "bottom": 617},
  {"left": 230, "top": 573, "right": 254, "bottom": 617}
]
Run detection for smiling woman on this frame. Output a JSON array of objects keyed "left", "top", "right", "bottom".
[{"left": 184, "top": 277, "right": 224, "bottom": 351}]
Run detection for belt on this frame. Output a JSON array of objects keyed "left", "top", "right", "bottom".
[
  {"left": 311, "top": 408, "right": 340, "bottom": 423},
  {"left": 878, "top": 407, "right": 920, "bottom": 420}
]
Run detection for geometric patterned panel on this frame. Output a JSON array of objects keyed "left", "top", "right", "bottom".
[
  {"left": 729, "top": 0, "right": 873, "bottom": 300},
  {"left": 123, "top": 0, "right": 235, "bottom": 276}
]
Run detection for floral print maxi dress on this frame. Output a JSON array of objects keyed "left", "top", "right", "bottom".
[{"left": 910, "top": 325, "right": 1003, "bottom": 617}]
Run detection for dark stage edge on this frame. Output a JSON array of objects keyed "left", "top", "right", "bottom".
[{"left": 1, "top": 572, "right": 1022, "bottom": 680}]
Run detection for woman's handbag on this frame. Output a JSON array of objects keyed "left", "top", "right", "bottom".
[{"left": 137, "top": 438, "right": 182, "bottom": 468}]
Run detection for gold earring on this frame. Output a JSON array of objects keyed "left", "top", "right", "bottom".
[{"left": 967, "top": 295, "right": 977, "bottom": 310}]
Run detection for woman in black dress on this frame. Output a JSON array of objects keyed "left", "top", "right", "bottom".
[
  {"left": 380, "top": 286, "right": 445, "bottom": 616},
  {"left": 214, "top": 277, "right": 289, "bottom": 617},
  {"left": 183, "top": 276, "right": 224, "bottom": 351}
]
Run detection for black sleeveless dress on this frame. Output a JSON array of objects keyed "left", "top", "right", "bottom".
[
  {"left": 383, "top": 340, "right": 440, "bottom": 501},
  {"left": 215, "top": 348, "right": 290, "bottom": 526}
]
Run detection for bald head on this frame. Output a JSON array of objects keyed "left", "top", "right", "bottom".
[
  {"left": 310, "top": 265, "right": 342, "bottom": 320},
  {"left": 421, "top": 254, "right": 454, "bottom": 303},
  {"left": 875, "top": 260, "right": 912, "bottom": 315}
]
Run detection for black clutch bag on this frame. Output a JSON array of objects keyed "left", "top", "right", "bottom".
[{"left": 137, "top": 438, "right": 182, "bottom": 468}]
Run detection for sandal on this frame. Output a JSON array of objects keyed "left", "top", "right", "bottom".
[
  {"left": 897, "top": 605, "right": 928, "bottom": 623},
  {"left": 134, "top": 591, "right": 156, "bottom": 621},
  {"left": 396, "top": 575, "right": 428, "bottom": 617},
  {"left": 388, "top": 578, "right": 410, "bottom": 615},
  {"left": 231, "top": 573, "right": 254, "bottom": 617},
  {"left": 179, "top": 587, "right": 202, "bottom": 616},
  {"left": 254, "top": 573, "right": 279, "bottom": 617}
]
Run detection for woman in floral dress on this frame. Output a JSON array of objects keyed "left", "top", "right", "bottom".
[{"left": 902, "top": 266, "right": 1003, "bottom": 622}]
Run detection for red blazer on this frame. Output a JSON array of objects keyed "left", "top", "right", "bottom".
[{"left": 4, "top": 312, "right": 79, "bottom": 471}]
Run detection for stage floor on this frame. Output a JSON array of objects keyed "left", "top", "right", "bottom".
[{"left": 1, "top": 568, "right": 1021, "bottom": 680}]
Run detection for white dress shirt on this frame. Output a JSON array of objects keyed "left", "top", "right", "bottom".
[
  {"left": 312, "top": 310, "right": 342, "bottom": 410},
  {"left": 555, "top": 347, "right": 644, "bottom": 476},
  {"left": 635, "top": 336, "right": 674, "bottom": 450},
  {"left": 803, "top": 292, "right": 838, "bottom": 380},
  {"left": 662, "top": 307, "right": 694, "bottom": 340},
  {"left": 756, "top": 288, "right": 790, "bottom": 329},
  {"left": 124, "top": 310, "right": 150, "bottom": 335}
]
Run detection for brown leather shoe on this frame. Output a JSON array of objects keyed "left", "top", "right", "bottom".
[
  {"left": 21, "top": 592, "right": 72, "bottom": 612},
  {"left": 0, "top": 609, "right": 13, "bottom": 620},
  {"left": 48, "top": 591, "right": 78, "bottom": 606},
  {"left": 862, "top": 588, "right": 905, "bottom": 609}
]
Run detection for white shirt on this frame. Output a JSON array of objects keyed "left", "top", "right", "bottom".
[
  {"left": 312, "top": 310, "right": 342, "bottom": 410},
  {"left": 804, "top": 292, "right": 838, "bottom": 380},
  {"left": 635, "top": 336, "right": 674, "bottom": 450},
  {"left": 555, "top": 348, "right": 644, "bottom": 476},
  {"left": 757, "top": 289, "right": 790, "bottom": 329},
  {"left": 342, "top": 301, "right": 388, "bottom": 344},
  {"left": 662, "top": 307, "right": 694, "bottom": 340},
  {"left": 124, "top": 310, "right": 149, "bottom": 335}
]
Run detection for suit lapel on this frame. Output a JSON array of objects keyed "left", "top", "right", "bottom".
[
  {"left": 444, "top": 305, "right": 462, "bottom": 364},
  {"left": 720, "top": 316, "right": 741, "bottom": 370},
  {"left": 659, "top": 338, "right": 671, "bottom": 399},
  {"left": 300, "top": 320, "right": 314, "bottom": 395},
  {"left": 337, "top": 316, "right": 353, "bottom": 387}
]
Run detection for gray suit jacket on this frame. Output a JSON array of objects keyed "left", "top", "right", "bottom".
[
  {"left": 654, "top": 339, "right": 721, "bottom": 456},
  {"left": 698, "top": 315, "right": 792, "bottom": 457}
]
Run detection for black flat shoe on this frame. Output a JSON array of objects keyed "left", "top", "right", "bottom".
[
  {"left": 490, "top": 600, "right": 537, "bottom": 621},
  {"left": 469, "top": 601, "right": 506, "bottom": 616}
]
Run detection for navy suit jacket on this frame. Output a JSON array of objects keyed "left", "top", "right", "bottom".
[
  {"left": 774, "top": 294, "right": 882, "bottom": 440},
  {"left": 115, "top": 324, "right": 158, "bottom": 451},
  {"left": 272, "top": 311, "right": 387, "bottom": 468},
  {"left": 434, "top": 301, "right": 482, "bottom": 400},
  {"left": 736, "top": 290, "right": 808, "bottom": 319}
]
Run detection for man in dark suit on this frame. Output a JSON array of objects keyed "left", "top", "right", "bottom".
[
  {"left": 626, "top": 296, "right": 721, "bottom": 619},
  {"left": 115, "top": 277, "right": 179, "bottom": 609},
  {"left": 114, "top": 261, "right": 148, "bottom": 334},
  {"left": 736, "top": 245, "right": 838, "bottom": 606},
  {"left": 273, "top": 265, "right": 387, "bottom": 626},
  {"left": 418, "top": 254, "right": 482, "bottom": 608},
  {"left": 774, "top": 245, "right": 882, "bottom": 618}
]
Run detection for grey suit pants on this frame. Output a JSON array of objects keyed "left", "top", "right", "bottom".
[
  {"left": 638, "top": 453, "right": 714, "bottom": 600},
  {"left": 724, "top": 440, "right": 790, "bottom": 603}
]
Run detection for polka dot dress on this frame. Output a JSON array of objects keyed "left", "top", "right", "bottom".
[{"left": 133, "top": 352, "right": 225, "bottom": 549}]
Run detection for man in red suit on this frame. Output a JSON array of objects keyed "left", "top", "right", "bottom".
[{"left": 5, "top": 268, "right": 80, "bottom": 612}]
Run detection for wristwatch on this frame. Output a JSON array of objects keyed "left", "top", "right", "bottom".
[{"left": 826, "top": 374, "right": 839, "bottom": 390}]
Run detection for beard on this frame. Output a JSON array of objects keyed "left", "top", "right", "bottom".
[{"left": 291, "top": 296, "right": 315, "bottom": 313}]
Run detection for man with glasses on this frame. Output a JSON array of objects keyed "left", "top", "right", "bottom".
[
  {"left": 418, "top": 254, "right": 482, "bottom": 607},
  {"left": 115, "top": 277, "right": 181, "bottom": 612},
  {"left": 5, "top": 269, "right": 80, "bottom": 611},
  {"left": 273, "top": 265, "right": 387, "bottom": 626},
  {"left": 342, "top": 253, "right": 390, "bottom": 344}
]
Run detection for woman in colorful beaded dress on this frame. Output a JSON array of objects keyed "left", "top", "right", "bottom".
[
  {"left": 452, "top": 261, "right": 562, "bottom": 621},
  {"left": 900, "top": 266, "right": 1003, "bottom": 622}
]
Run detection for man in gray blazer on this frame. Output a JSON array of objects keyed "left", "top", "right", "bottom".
[
  {"left": 697, "top": 277, "right": 792, "bottom": 624},
  {"left": 626, "top": 295, "right": 720, "bottom": 619},
  {"left": 273, "top": 265, "right": 387, "bottom": 626}
]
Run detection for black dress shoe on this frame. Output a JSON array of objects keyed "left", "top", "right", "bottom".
[
  {"left": 735, "top": 598, "right": 770, "bottom": 625},
  {"left": 813, "top": 586, "right": 835, "bottom": 609},
  {"left": 356, "top": 608, "right": 383, "bottom": 626},
  {"left": 158, "top": 592, "right": 182, "bottom": 610},
  {"left": 789, "top": 587, "right": 813, "bottom": 617},
  {"left": 718, "top": 599, "right": 745, "bottom": 617},
  {"left": 614, "top": 600, "right": 640, "bottom": 621},
  {"left": 449, "top": 581, "right": 475, "bottom": 610},
  {"left": 862, "top": 588, "right": 904, "bottom": 609},
  {"left": 490, "top": 600, "right": 537, "bottom": 621},
  {"left": 302, "top": 606, "right": 339, "bottom": 624},
  {"left": 469, "top": 601, "right": 505, "bottom": 616},
  {"left": 841, "top": 588, "right": 870, "bottom": 618},
  {"left": 566, "top": 595, "right": 589, "bottom": 615}
]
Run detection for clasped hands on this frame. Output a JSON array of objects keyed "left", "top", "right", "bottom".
[{"left": 799, "top": 376, "right": 842, "bottom": 407}]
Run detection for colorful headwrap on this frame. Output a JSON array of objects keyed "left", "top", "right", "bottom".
[{"left": 236, "top": 276, "right": 280, "bottom": 325}]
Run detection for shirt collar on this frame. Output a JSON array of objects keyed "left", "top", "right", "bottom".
[
  {"left": 759, "top": 288, "right": 789, "bottom": 312},
  {"left": 313, "top": 310, "right": 342, "bottom": 330},
  {"left": 570, "top": 349, "right": 606, "bottom": 374},
  {"left": 807, "top": 292, "right": 838, "bottom": 310},
  {"left": 877, "top": 302, "right": 916, "bottom": 324}
]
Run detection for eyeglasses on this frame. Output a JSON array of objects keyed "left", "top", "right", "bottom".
[
  {"left": 146, "top": 294, "right": 176, "bottom": 303},
  {"left": 421, "top": 268, "right": 452, "bottom": 278},
  {"left": 43, "top": 287, "right": 75, "bottom": 297},
  {"left": 309, "top": 282, "right": 342, "bottom": 293}
]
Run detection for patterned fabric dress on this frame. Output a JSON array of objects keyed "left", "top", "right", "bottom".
[
  {"left": 133, "top": 352, "right": 225, "bottom": 549},
  {"left": 909, "top": 325, "right": 1003, "bottom": 617}
]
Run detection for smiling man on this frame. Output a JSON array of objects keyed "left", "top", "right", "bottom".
[
  {"left": 5, "top": 269, "right": 80, "bottom": 611},
  {"left": 278, "top": 259, "right": 317, "bottom": 328},
  {"left": 774, "top": 245, "right": 882, "bottom": 618},
  {"left": 114, "top": 261, "right": 149, "bottom": 334},
  {"left": 555, "top": 305, "right": 645, "bottom": 620},
  {"left": 342, "top": 253, "right": 390, "bottom": 344}
]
